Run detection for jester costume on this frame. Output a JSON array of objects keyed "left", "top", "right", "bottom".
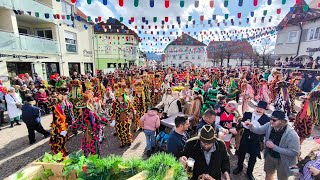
[
  {"left": 110, "top": 84, "right": 135, "bottom": 147},
  {"left": 294, "top": 90, "right": 320, "bottom": 144},
  {"left": 201, "top": 87, "right": 219, "bottom": 115},
  {"left": 49, "top": 95, "right": 68, "bottom": 157},
  {"left": 69, "top": 80, "right": 82, "bottom": 122},
  {"left": 133, "top": 81, "right": 146, "bottom": 132},
  {"left": 226, "top": 77, "right": 240, "bottom": 102},
  {"left": 288, "top": 78, "right": 302, "bottom": 113},
  {"left": 142, "top": 74, "right": 152, "bottom": 108},
  {"left": 255, "top": 79, "right": 270, "bottom": 103},
  {"left": 274, "top": 81, "right": 291, "bottom": 117},
  {"left": 250, "top": 69, "right": 260, "bottom": 96},
  {"left": 152, "top": 73, "right": 163, "bottom": 106},
  {"left": 241, "top": 81, "right": 254, "bottom": 113}
]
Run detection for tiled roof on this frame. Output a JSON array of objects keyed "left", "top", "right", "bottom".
[
  {"left": 166, "top": 34, "right": 206, "bottom": 47},
  {"left": 278, "top": 0, "right": 320, "bottom": 28},
  {"left": 207, "top": 40, "right": 254, "bottom": 59},
  {"left": 94, "top": 18, "right": 139, "bottom": 39}
]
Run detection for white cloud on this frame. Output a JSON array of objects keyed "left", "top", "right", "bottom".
[{"left": 78, "top": 0, "right": 115, "bottom": 19}]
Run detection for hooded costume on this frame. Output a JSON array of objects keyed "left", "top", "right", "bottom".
[{"left": 133, "top": 81, "right": 146, "bottom": 132}]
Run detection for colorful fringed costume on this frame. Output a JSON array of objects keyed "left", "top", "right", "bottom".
[
  {"left": 142, "top": 74, "right": 152, "bottom": 108},
  {"left": 201, "top": 88, "right": 219, "bottom": 115},
  {"left": 68, "top": 80, "right": 82, "bottom": 123},
  {"left": 250, "top": 69, "right": 260, "bottom": 96},
  {"left": 110, "top": 83, "right": 135, "bottom": 147},
  {"left": 241, "top": 81, "right": 254, "bottom": 113},
  {"left": 274, "top": 81, "right": 291, "bottom": 117},
  {"left": 133, "top": 81, "right": 146, "bottom": 132},
  {"left": 72, "top": 92, "right": 108, "bottom": 157},
  {"left": 49, "top": 95, "right": 68, "bottom": 157},
  {"left": 288, "top": 79, "right": 302, "bottom": 113},
  {"left": 256, "top": 79, "right": 270, "bottom": 103},
  {"left": 226, "top": 77, "right": 239, "bottom": 102},
  {"left": 153, "top": 73, "right": 163, "bottom": 106},
  {"left": 294, "top": 90, "right": 320, "bottom": 144}
]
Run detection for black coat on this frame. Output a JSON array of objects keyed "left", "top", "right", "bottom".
[
  {"left": 239, "top": 112, "right": 270, "bottom": 157},
  {"left": 181, "top": 137, "right": 230, "bottom": 180}
]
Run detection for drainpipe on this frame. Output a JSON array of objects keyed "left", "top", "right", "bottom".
[{"left": 295, "top": 22, "right": 303, "bottom": 58}]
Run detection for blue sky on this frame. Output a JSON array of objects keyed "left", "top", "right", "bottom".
[{"left": 77, "top": 0, "right": 313, "bottom": 53}]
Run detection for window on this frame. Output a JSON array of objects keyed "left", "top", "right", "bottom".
[
  {"left": 172, "top": 55, "right": 176, "bottom": 59},
  {"left": 287, "top": 31, "right": 298, "bottom": 43},
  {"left": 192, "top": 56, "right": 195, "bottom": 60},
  {"left": 65, "top": 31, "right": 77, "bottom": 53},
  {"left": 61, "top": 1, "right": 74, "bottom": 25},
  {"left": 198, "top": 55, "right": 201, "bottom": 60},
  {"left": 308, "top": 27, "right": 320, "bottom": 41},
  {"left": 18, "top": 27, "right": 30, "bottom": 35},
  {"left": 179, "top": 55, "right": 182, "bottom": 59},
  {"left": 37, "top": 29, "right": 53, "bottom": 39},
  {"left": 185, "top": 55, "right": 189, "bottom": 60},
  {"left": 68, "top": 63, "right": 80, "bottom": 76},
  {"left": 84, "top": 63, "right": 93, "bottom": 74}
]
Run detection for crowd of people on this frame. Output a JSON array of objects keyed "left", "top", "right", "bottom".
[{"left": 0, "top": 65, "right": 320, "bottom": 180}]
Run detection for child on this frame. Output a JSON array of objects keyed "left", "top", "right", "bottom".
[
  {"left": 140, "top": 107, "right": 161, "bottom": 157},
  {"left": 214, "top": 94, "right": 226, "bottom": 114}
]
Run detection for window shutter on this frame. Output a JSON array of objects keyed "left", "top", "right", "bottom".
[{"left": 301, "top": 28, "right": 309, "bottom": 42}]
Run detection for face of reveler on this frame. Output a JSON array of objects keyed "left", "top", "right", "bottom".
[{"left": 255, "top": 107, "right": 266, "bottom": 116}]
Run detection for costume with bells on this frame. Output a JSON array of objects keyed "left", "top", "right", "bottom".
[
  {"left": 152, "top": 73, "right": 163, "bottom": 106},
  {"left": 49, "top": 95, "right": 68, "bottom": 157},
  {"left": 71, "top": 91, "right": 108, "bottom": 157},
  {"left": 110, "top": 83, "right": 135, "bottom": 147},
  {"left": 274, "top": 81, "right": 291, "bottom": 117},
  {"left": 133, "top": 81, "right": 146, "bottom": 132}
]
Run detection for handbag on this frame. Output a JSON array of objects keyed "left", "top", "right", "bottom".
[{"left": 10, "top": 95, "right": 22, "bottom": 110}]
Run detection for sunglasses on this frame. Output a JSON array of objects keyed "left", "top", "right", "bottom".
[{"left": 271, "top": 118, "right": 280, "bottom": 122}]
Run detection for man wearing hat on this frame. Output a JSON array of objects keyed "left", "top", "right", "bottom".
[
  {"left": 233, "top": 101, "right": 270, "bottom": 180},
  {"left": 22, "top": 96, "right": 50, "bottom": 144},
  {"left": 244, "top": 110, "right": 300, "bottom": 180},
  {"left": 179, "top": 124, "right": 230, "bottom": 180}
]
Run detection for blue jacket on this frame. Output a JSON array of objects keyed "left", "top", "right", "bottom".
[{"left": 21, "top": 103, "right": 41, "bottom": 124}]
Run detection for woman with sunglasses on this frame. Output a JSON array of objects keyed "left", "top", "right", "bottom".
[{"left": 244, "top": 110, "right": 300, "bottom": 180}]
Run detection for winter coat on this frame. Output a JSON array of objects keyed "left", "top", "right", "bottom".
[
  {"left": 5, "top": 93, "right": 22, "bottom": 118},
  {"left": 0, "top": 92, "right": 6, "bottom": 111},
  {"left": 157, "top": 94, "right": 181, "bottom": 117},
  {"left": 250, "top": 123, "right": 300, "bottom": 177},
  {"left": 140, "top": 110, "right": 160, "bottom": 131},
  {"left": 35, "top": 92, "right": 49, "bottom": 103}
]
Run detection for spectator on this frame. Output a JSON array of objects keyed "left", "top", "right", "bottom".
[
  {"left": 244, "top": 110, "right": 300, "bottom": 180},
  {"left": 196, "top": 109, "right": 217, "bottom": 132},
  {"left": 179, "top": 125, "right": 231, "bottom": 180},
  {"left": 140, "top": 107, "right": 161, "bottom": 157},
  {"left": 167, "top": 116, "right": 190, "bottom": 158},
  {"left": 0, "top": 81, "right": 6, "bottom": 129},
  {"left": 302, "top": 73, "right": 316, "bottom": 92},
  {"left": 35, "top": 89, "right": 50, "bottom": 114},
  {"left": 5, "top": 87, "right": 22, "bottom": 128},
  {"left": 12, "top": 76, "right": 23, "bottom": 86},
  {"left": 19, "top": 84, "right": 32, "bottom": 102},
  {"left": 24, "top": 73, "right": 33, "bottom": 86},
  {"left": 21, "top": 96, "right": 50, "bottom": 144}
]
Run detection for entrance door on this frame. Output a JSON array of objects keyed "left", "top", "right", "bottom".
[
  {"left": 7, "top": 62, "right": 32, "bottom": 82},
  {"left": 31, "top": 63, "right": 47, "bottom": 81}
]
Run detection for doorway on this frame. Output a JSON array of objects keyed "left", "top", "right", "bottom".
[{"left": 7, "top": 62, "right": 32, "bottom": 82}]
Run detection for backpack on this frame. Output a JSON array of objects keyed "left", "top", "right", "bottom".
[{"left": 156, "top": 131, "right": 169, "bottom": 147}]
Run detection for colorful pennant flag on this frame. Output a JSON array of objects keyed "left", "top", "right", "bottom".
[
  {"left": 254, "top": 0, "right": 258, "bottom": 6},
  {"left": 250, "top": 12, "right": 254, "bottom": 17},
  {"left": 277, "top": 8, "right": 281, "bottom": 14},
  {"left": 119, "top": 0, "right": 124, "bottom": 7},
  {"left": 188, "top": 16, "right": 192, "bottom": 21},
  {"left": 210, "top": 0, "right": 214, "bottom": 8},
  {"left": 119, "top": 17, "right": 123, "bottom": 22},
  {"left": 165, "top": 17, "right": 169, "bottom": 22},
  {"left": 263, "top": 10, "right": 267, "bottom": 16},
  {"left": 103, "top": 0, "right": 107, "bottom": 5},
  {"left": 212, "top": 15, "right": 216, "bottom": 20},
  {"left": 195, "top": 0, "right": 199, "bottom": 8},
  {"left": 165, "top": 0, "right": 170, "bottom": 8},
  {"left": 296, "top": 0, "right": 300, "bottom": 4},
  {"left": 237, "top": 13, "right": 241, "bottom": 18},
  {"left": 225, "top": 14, "right": 229, "bottom": 19},
  {"left": 200, "top": 15, "right": 204, "bottom": 21},
  {"left": 150, "top": 0, "right": 154, "bottom": 7},
  {"left": 134, "top": 0, "right": 139, "bottom": 7},
  {"left": 282, "top": 0, "right": 286, "bottom": 5},
  {"left": 71, "top": 0, "right": 76, "bottom": 3},
  {"left": 180, "top": 0, "right": 184, "bottom": 7},
  {"left": 303, "top": 5, "right": 309, "bottom": 12},
  {"left": 267, "top": 0, "right": 271, "bottom": 5},
  {"left": 224, "top": 0, "right": 228, "bottom": 7},
  {"left": 238, "top": 0, "right": 243, "bottom": 6},
  {"left": 87, "top": 0, "right": 92, "bottom": 4},
  {"left": 153, "top": 17, "right": 157, "bottom": 22}
]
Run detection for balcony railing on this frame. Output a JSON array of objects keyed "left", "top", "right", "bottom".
[
  {"left": 0, "top": 0, "right": 55, "bottom": 23},
  {"left": 0, "top": 30, "right": 60, "bottom": 55}
]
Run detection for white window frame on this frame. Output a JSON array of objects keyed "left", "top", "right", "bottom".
[
  {"left": 308, "top": 27, "right": 320, "bottom": 41},
  {"left": 287, "top": 31, "right": 298, "bottom": 43},
  {"left": 61, "top": 0, "right": 74, "bottom": 25},
  {"left": 64, "top": 31, "right": 77, "bottom": 53}
]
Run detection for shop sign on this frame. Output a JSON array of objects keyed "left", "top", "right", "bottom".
[{"left": 83, "top": 50, "right": 93, "bottom": 57}]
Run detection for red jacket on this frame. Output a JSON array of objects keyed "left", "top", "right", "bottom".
[{"left": 35, "top": 92, "right": 48, "bottom": 103}]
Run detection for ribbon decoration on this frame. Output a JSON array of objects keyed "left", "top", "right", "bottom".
[
  {"left": 150, "top": 0, "right": 154, "bottom": 7},
  {"left": 238, "top": 0, "right": 243, "bottom": 6},
  {"left": 119, "top": 0, "right": 124, "bottom": 7},
  {"left": 103, "top": 0, "right": 107, "bottom": 5},
  {"left": 165, "top": 0, "right": 170, "bottom": 8},
  {"left": 254, "top": 0, "right": 258, "bottom": 6},
  {"left": 180, "top": 0, "right": 184, "bottom": 7}
]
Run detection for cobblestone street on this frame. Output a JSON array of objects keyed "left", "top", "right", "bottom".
[{"left": 0, "top": 99, "right": 319, "bottom": 179}]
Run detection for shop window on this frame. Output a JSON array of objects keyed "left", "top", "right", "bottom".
[{"left": 68, "top": 63, "right": 80, "bottom": 76}]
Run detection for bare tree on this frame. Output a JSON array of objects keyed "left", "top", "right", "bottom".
[{"left": 254, "top": 39, "right": 274, "bottom": 68}]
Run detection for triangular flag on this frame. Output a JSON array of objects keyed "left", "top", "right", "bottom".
[
  {"left": 180, "top": 0, "right": 184, "bottom": 7},
  {"left": 210, "top": 0, "right": 214, "bottom": 8},
  {"left": 237, "top": 13, "right": 241, "bottom": 18},
  {"left": 238, "top": 0, "right": 243, "bottom": 6},
  {"left": 195, "top": 0, "right": 199, "bottom": 8},
  {"left": 225, "top": 14, "right": 229, "bottom": 19},
  {"left": 150, "top": 0, "right": 154, "bottom": 7},
  {"left": 87, "top": 0, "right": 92, "bottom": 4},
  {"left": 119, "top": 0, "right": 124, "bottom": 7},
  {"left": 188, "top": 16, "right": 192, "bottom": 21},
  {"left": 103, "top": 0, "right": 107, "bottom": 5},
  {"left": 134, "top": 0, "right": 139, "bottom": 7},
  {"left": 254, "top": 0, "right": 258, "bottom": 6},
  {"left": 263, "top": 10, "right": 267, "bottom": 16},
  {"left": 153, "top": 17, "right": 157, "bottom": 22},
  {"left": 303, "top": 5, "right": 309, "bottom": 12},
  {"left": 119, "top": 17, "right": 123, "bottom": 22},
  {"left": 282, "top": 0, "right": 286, "bottom": 4},
  {"left": 224, "top": 0, "right": 228, "bottom": 7},
  {"left": 165, "top": 0, "right": 169, "bottom": 8},
  {"left": 267, "top": 0, "right": 272, "bottom": 5},
  {"left": 277, "top": 8, "right": 281, "bottom": 14}
]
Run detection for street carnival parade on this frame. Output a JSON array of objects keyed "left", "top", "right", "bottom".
[{"left": 2, "top": 0, "right": 320, "bottom": 180}]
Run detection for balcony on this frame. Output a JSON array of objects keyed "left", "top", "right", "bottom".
[
  {"left": 0, "top": 30, "right": 60, "bottom": 55},
  {"left": 0, "top": 0, "right": 55, "bottom": 23}
]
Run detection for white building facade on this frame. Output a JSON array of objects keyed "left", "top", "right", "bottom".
[
  {"left": 0, "top": 0, "right": 94, "bottom": 86},
  {"left": 164, "top": 34, "right": 207, "bottom": 68}
]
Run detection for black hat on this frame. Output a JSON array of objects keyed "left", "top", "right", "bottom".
[
  {"left": 199, "top": 125, "right": 217, "bottom": 144},
  {"left": 270, "top": 110, "right": 287, "bottom": 121},
  {"left": 26, "top": 96, "right": 36, "bottom": 105},
  {"left": 149, "top": 107, "right": 160, "bottom": 112},
  {"left": 256, "top": 101, "right": 268, "bottom": 110}
]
